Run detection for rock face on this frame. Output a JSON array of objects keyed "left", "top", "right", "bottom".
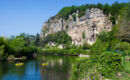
[{"left": 40, "top": 8, "right": 112, "bottom": 45}]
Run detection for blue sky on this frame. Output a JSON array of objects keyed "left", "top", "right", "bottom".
[{"left": 0, "top": 0, "right": 129, "bottom": 37}]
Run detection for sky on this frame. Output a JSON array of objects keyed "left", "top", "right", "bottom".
[{"left": 0, "top": 0, "right": 129, "bottom": 37}]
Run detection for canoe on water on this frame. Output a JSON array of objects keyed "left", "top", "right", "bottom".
[{"left": 15, "top": 63, "right": 24, "bottom": 66}]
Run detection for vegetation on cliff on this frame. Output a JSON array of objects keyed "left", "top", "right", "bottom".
[
  {"left": 56, "top": 2, "right": 127, "bottom": 24},
  {"left": 41, "top": 31, "right": 72, "bottom": 46}
]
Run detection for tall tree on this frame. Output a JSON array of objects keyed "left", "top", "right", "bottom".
[
  {"left": 116, "top": 3, "right": 130, "bottom": 42},
  {"left": 103, "top": 3, "right": 110, "bottom": 15},
  {"left": 35, "top": 33, "right": 40, "bottom": 46}
]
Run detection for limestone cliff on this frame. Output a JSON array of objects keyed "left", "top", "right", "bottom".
[{"left": 40, "top": 8, "right": 112, "bottom": 45}]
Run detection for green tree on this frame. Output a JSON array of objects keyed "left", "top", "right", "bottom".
[
  {"left": 90, "top": 39, "right": 109, "bottom": 55},
  {"left": 58, "top": 6, "right": 77, "bottom": 19},
  {"left": 116, "top": 3, "right": 130, "bottom": 42},
  {"left": 9, "top": 36, "right": 25, "bottom": 56},
  {"left": 0, "top": 45, "right": 5, "bottom": 59},
  {"left": 97, "top": 3, "right": 103, "bottom": 10},
  {"left": 34, "top": 33, "right": 40, "bottom": 46},
  {"left": 103, "top": 3, "right": 110, "bottom": 15},
  {"left": 0, "top": 37, "right": 12, "bottom": 59},
  {"left": 41, "top": 31, "right": 72, "bottom": 46}
]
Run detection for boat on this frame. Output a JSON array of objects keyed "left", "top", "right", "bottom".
[
  {"left": 15, "top": 62, "right": 24, "bottom": 66},
  {"left": 42, "top": 63, "right": 48, "bottom": 66}
]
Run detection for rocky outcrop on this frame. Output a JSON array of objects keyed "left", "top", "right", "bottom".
[{"left": 40, "top": 8, "right": 112, "bottom": 45}]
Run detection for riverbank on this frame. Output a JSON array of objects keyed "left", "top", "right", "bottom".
[
  {"left": 41, "top": 47, "right": 89, "bottom": 56},
  {"left": 7, "top": 56, "right": 27, "bottom": 60}
]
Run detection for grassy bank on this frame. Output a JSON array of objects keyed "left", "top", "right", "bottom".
[{"left": 40, "top": 47, "right": 89, "bottom": 56}]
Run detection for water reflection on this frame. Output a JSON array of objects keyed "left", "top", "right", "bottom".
[
  {"left": 0, "top": 56, "right": 76, "bottom": 80},
  {"left": 0, "top": 62, "right": 9, "bottom": 79}
]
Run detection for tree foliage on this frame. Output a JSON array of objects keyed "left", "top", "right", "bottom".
[
  {"left": 57, "top": 6, "right": 77, "bottom": 20},
  {"left": 0, "top": 33, "right": 39, "bottom": 59},
  {"left": 116, "top": 3, "right": 130, "bottom": 42},
  {"left": 42, "top": 31, "right": 72, "bottom": 46},
  {"left": 99, "top": 52, "right": 122, "bottom": 77},
  {"left": 0, "top": 37, "right": 12, "bottom": 59},
  {"left": 56, "top": 2, "right": 127, "bottom": 25}
]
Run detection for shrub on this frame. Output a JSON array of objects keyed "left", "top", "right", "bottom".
[
  {"left": 41, "top": 48, "right": 82, "bottom": 56},
  {"left": 22, "top": 46, "right": 38, "bottom": 58},
  {"left": 90, "top": 39, "right": 109, "bottom": 55},
  {"left": 8, "top": 55, "right": 15, "bottom": 59},
  {"left": 98, "top": 31, "right": 110, "bottom": 42},
  {"left": 82, "top": 42, "right": 91, "bottom": 49},
  {"left": 21, "top": 56, "right": 27, "bottom": 60},
  {"left": 99, "top": 52, "right": 123, "bottom": 77},
  {"left": 110, "top": 41, "right": 130, "bottom": 52},
  {"left": 73, "top": 58, "right": 94, "bottom": 79},
  {"left": 109, "top": 39, "right": 120, "bottom": 50},
  {"left": 73, "top": 58, "right": 87, "bottom": 78},
  {"left": 81, "top": 64, "right": 105, "bottom": 80}
]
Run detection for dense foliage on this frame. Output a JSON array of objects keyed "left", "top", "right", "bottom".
[
  {"left": 72, "top": 58, "right": 94, "bottom": 79},
  {"left": 116, "top": 3, "right": 130, "bottom": 42},
  {"left": 0, "top": 37, "right": 11, "bottom": 60},
  {"left": 41, "top": 31, "right": 72, "bottom": 46},
  {"left": 72, "top": 51, "right": 123, "bottom": 80},
  {"left": 0, "top": 33, "right": 39, "bottom": 60},
  {"left": 57, "top": 6, "right": 77, "bottom": 20},
  {"left": 42, "top": 47, "right": 89, "bottom": 56},
  {"left": 56, "top": 2, "right": 127, "bottom": 24},
  {"left": 99, "top": 52, "right": 122, "bottom": 77}
]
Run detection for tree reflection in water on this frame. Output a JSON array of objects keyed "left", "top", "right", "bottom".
[{"left": 0, "top": 56, "right": 76, "bottom": 80}]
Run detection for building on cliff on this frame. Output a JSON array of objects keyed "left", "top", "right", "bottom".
[{"left": 40, "top": 8, "right": 112, "bottom": 45}]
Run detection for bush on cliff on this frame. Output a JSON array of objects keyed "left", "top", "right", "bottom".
[{"left": 42, "top": 31, "right": 72, "bottom": 46}]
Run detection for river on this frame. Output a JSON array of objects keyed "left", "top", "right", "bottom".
[{"left": 0, "top": 56, "right": 76, "bottom": 80}]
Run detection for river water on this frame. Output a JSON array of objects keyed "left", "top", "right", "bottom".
[{"left": 0, "top": 56, "right": 76, "bottom": 80}]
